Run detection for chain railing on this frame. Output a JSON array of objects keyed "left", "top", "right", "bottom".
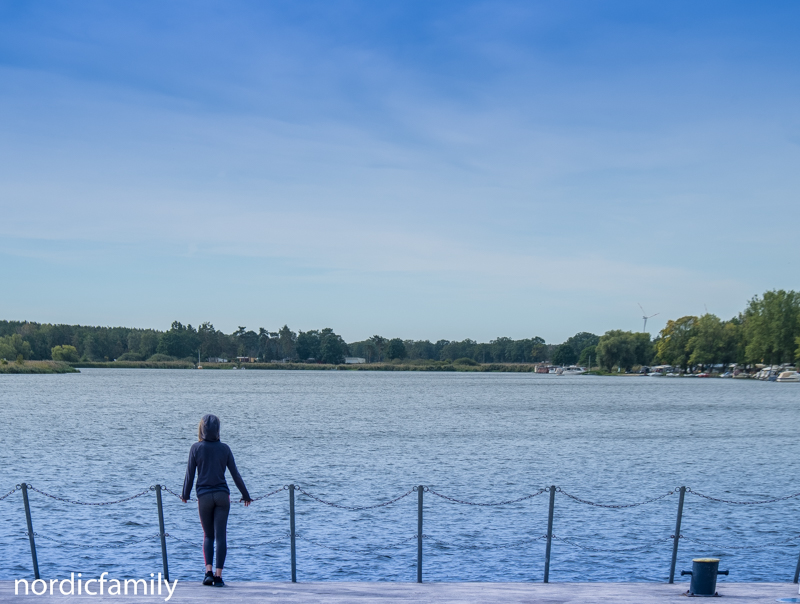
[
  {"left": 295, "top": 486, "right": 416, "bottom": 510},
  {"left": 551, "top": 535, "right": 675, "bottom": 553},
  {"left": 25, "top": 530, "right": 161, "bottom": 548},
  {"left": 427, "top": 487, "right": 547, "bottom": 506},
  {"left": 166, "top": 531, "right": 292, "bottom": 549},
  {"left": 685, "top": 487, "right": 800, "bottom": 505},
  {"left": 0, "top": 485, "right": 19, "bottom": 501},
  {"left": 297, "top": 533, "right": 418, "bottom": 554},
  {"left": 423, "top": 534, "right": 549, "bottom": 551},
  {"left": 558, "top": 487, "right": 675, "bottom": 508},
  {"left": 22, "top": 484, "right": 152, "bottom": 506},
  {"left": 9, "top": 481, "right": 800, "bottom": 584},
  {"left": 679, "top": 534, "right": 800, "bottom": 550}
]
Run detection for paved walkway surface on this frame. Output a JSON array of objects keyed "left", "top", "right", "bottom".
[{"left": 3, "top": 581, "right": 798, "bottom": 603}]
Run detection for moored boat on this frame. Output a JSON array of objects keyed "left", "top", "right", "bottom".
[{"left": 776, "top": 371, "right": 800, "bottom": 383}]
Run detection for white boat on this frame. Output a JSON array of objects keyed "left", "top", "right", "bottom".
[
  {"left": 560, "top": 366, "right": 586, "bottom": 375},
  {"left": 549, "top": 367, "right": 562, "bottom": 374},
  {"left": 776, "top": 371, "right": 800, "bottom": 383},
  {"left": 754, "top": 366, "right": 780, "bottom": 381}
]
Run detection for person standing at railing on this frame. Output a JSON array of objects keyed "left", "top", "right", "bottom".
[{"left": 181, "top": 414, "right": 252, "bottom": 587}]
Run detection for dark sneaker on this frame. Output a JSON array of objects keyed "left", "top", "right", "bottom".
[
  {"left": 213, "top": 576, "right": 225, "bottom": 587},
  {"left": 203, "top": 571, "right": 214, "bottom": 586}
]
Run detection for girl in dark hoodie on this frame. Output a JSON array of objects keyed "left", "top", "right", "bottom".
[{"left": 182, "top": 414, "right": 252, "bottom": 586}]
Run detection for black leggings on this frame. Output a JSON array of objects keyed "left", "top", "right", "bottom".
[{"left": 198, "top": 491, "right": 230, "bottom": 569}]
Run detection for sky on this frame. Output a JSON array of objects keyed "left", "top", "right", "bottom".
[{"left": 1, "top": 1, "right": 798, "bottom": 343}]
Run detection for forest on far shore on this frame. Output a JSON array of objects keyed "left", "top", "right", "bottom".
[{"left": 1, "top": 290, "right": 799, "bottom": 372}]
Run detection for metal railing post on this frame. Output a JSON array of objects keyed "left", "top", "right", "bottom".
[
  {"left": 289, "top": 484, "right": 297, "bottom": 583},
  {"left": 543, "top": 485, "right": 555, "bottom": 583},
  {"left": 417, "top": 485, "right": 424, "bottom": 583},
  {"left": 794, "top": 545, "right": 800, "bottom": 583},
  {"left": 669, "top": 486, "right": 685, "bottom": 584},
  {"left": 21, "top": 483, "right": 40, "bottom": 580},
  {"left": 155, "top": 485, "right": 169, "bottom": 583}
]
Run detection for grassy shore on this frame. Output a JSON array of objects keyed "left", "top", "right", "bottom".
[
  {"left": 66, "top": 360, "right": 550, "bottom": 372},
  {"left": 0, "top": 360, "right": 79, "bottom": 374},
  {"left": 72, "top": 360, "right": 195, "bottom": 369}
]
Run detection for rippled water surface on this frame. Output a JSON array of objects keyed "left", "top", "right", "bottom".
[{"left": 2, "top": 369, "right": 800, "bottom": 583}]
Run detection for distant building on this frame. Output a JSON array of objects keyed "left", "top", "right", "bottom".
[
  {"left": 345, "top": 357, "right": 366, "bottom": 364},
  {"left": 236, "top": 356, "right": 258, "bottom": 363},
  {"left": 207, "top": 357, "right": 228, "bottom": 363}
]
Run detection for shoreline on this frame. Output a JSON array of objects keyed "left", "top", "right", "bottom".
[
  {"left": 0, "top": 360, "right": 78, "bottom": 374},
  {"left": 63, "top": 362, "right": 778, "bottom": 377}
]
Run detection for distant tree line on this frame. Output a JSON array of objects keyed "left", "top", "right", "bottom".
[
  {"left": 593, "top": 289, "right": 800, "bottom": 372},
  {"left": 1, "top": 289, "right": 798, "bottom": 369}
]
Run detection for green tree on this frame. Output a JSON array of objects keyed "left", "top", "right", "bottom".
[
  {"left": 656, "top": 316, "right": 697, "bottom": 370},
  {"left": 596, "top": 330, "right": 651, "bottom": 371},
  {"left": 296, "top": 330, "right": 319, "bottom": 361},
  {"left": 0, "top": 334, "right": 33, "bottom": 360},
  {"left": 564, "top": 332, "right": 600, "bottom": 358},
  {"left": 742, "top": 290, "right": 800, "bottom": 365},
  {"left": 51, "top": 345, "right": 79, "bottom": 362},
  {"left": 157, "top": 321, "right": 199, "bottom": 359},
  {"left": 368, "top": 335, "right": 386, "bottom": 363},
  {"left": 551, "top": 343, "right": 577, "bottom": 366},
  {"left": 686, "top": 314, "right": 740, "bottom": 369},
  {"left": 529, "top": 337, "right": 548, "bottom": 362},
  {"left": 597, "top": 330, "right": 635, "bottom": 371},
  {"left": 386, "top": 338, "right": 408, "bottom": 360},
  {"left": 319, "top": 328, "right": 348, "bottom": 364},
  {"left": 578, "top": 344, "right": 596, "bottom": 367},
  {"left": 277, "top": 325, "right": 297, "bottom": 360}
]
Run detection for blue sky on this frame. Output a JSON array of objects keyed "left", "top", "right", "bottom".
[{"left": 1, "top": 1, "right": 798, "bottom": 342}]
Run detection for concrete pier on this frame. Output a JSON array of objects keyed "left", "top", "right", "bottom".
[{"left": 2, "top": 581, "right": 796, "bottom": 603}]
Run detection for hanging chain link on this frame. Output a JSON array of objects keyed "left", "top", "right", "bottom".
[
  {"left": 551, "top": 535, "right": 674, "bottom": 552},
  {"left": 427, "top": 488, "right": 547, "bottom": 506},
  {"left": 1, "top": 486, "right": 19, "bottom": 501},
  {"left": 422, "top": 534, "right": 549, "bottom": 551},
  {"left": 297, "top": 533, "right": 418, "bottom": 554},
  {"left": 164, "top": 533, "right": 197, "bottom": 546},
  {"left": 557, "top": 488, "right": 675, "bottom": 508},
  {"left": 678, "top": 534, "right": 800, "bottom": 549},
  {"left": 685, "top": 488, "right": 800, "bottom": 505},
  {"left": 250, "top": 485, "right": 289, "bottom": 501},
  {"left": 235, "top": 532, "right": 293, "bottom": 548},
  {"left": 161, "top": 484, "right": 285, "bottom": 503},
  {"left": 165, "top": 532, "right": 291, "bottom": 548},
  {"left": 160, "top": 486, "right": 194, "bottom": 502},
  {"left": 24, "top": 485, "right": 152, "bottom": 506},
  {"left": 25, "top": 530, "right": 160, "bottom": 548},
  {"left": 295, "top": 486, "right": 415, "bottom": 510}
]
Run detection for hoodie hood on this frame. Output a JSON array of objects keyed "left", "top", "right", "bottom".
[{"left": 201, "top": 414, "right": 220, "bottom": 441}]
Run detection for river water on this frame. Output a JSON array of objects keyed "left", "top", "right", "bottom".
[{"left": 1, "top": 369, "right": 799, "bottom": 583}]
